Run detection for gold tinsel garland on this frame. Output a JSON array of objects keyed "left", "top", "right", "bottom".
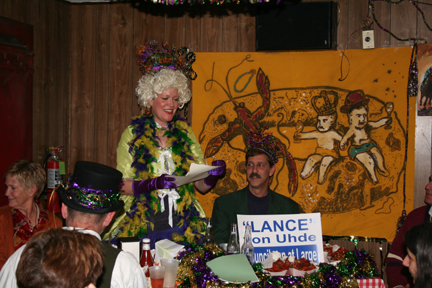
[{"left": 176, "top": 244, "right": 379, "bottom": 288}]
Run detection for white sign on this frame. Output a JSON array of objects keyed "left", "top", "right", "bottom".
[{"left": 237, "top": 213, "right": 324, "bottom": 264}]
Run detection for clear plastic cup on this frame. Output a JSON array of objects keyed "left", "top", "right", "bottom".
[
  {"left": 149, "top": 266, "right": 165, "bottom": 288},
  {"left": 161, "top": 258, "right": 179, "bottom": 288}
]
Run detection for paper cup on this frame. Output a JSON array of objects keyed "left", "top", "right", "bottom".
[
  {"left": 149, "top": 266, "right": 165, "bottom": 288},
  {"left": 161, "top": 258, "right": 179, "bottom": 288}
]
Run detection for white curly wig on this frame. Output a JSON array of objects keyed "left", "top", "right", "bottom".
[{"left": 136, "top": 68, "right": 191, "bottom": 111}]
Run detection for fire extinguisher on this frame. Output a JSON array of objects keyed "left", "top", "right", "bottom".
[{"left": 43, "top": 146, "right": 65, "bottom": 213}]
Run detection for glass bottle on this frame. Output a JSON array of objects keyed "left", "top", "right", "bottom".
[
  {"left": 140, "top": 238, "right": 153, "bottom": 277},
  {"left": 227, "top": 223, "right": 240, "bottom": 254},
  {"left": 204, "top": 218, "right": 215, "bottom": 244},
  {"left": 241, "top": 224, "right": 255, "bottom": 264}
]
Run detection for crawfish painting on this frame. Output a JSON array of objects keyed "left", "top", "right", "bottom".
[{"left": 202, "top": 58, "right": 298, "bottom": 196}]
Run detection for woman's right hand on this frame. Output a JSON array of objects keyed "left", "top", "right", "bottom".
[{"left": 132, "top": 175, "right": 178, "bottom": 196}]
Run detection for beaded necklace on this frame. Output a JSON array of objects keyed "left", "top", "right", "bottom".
[
  {"left": 13, "top": 204, "right": 39, "bottom": 238},
  {"left": 13, "top": 201, "right": 48, "bottom": 250},
  {"left": 116, "top": 115, "right": 205, "bottom": 243}
]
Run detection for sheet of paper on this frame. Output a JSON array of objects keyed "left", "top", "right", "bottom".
[{"left": 170, "top": 163, "right": 219, "bottom": 186}]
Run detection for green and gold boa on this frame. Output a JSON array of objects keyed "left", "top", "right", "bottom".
[{"left": 115, "top": 115, "right": 206, "bottom": 244}]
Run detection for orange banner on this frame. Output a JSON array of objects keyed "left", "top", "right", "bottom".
[{"left": 192, "top": 48, "right": 415, "bottom": 241}]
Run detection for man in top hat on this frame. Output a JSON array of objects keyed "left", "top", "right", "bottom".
[
  {"left": 0, "top": 161, "right": 147, "bottom": 288},
  {"left": 294, "top": 90, "right": 342, "bottom": 184},
  {"left": 339, "top": 90, "right": 391, "bottom": 186},
  {"left": 212, "top": 130, "right": 300, "bottom": 244}
]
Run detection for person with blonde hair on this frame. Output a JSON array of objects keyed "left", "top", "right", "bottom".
[
  {"left": 16, "top": 228, "right": 103, "bottom": 288},
  {"left": 104, "top": 41, "right": 226, "bottom": 247},
  {"left": 135, "top": 68, "right": 191, "bottom": 114},
  {"left": 0, "top": 159, "right": 62, "bottom": 269},
  {"left": 0, "top": 161, "right": 147, "bottom": 288}
]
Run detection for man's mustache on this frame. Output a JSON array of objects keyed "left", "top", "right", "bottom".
[{"left": 249, "top": 173, "right": 261, "bottom": 178}]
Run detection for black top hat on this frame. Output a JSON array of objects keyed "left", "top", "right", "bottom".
[{"left": 58, "top": 161, "right": 124, "bottom": 214}]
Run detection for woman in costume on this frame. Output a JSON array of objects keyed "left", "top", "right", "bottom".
[
  {"left": 105, "top": 41, "right": 225, "bottom": 246},
  {"left": 403, "top": 222, "right": 432, "bottom": 288},
  {"left": 0, "top": 159, "right": 62, "bottom": 269}
]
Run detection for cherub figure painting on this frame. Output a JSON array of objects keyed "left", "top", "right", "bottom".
[
  {"left": 294, "top": 90, "right": 342, "bottom": 184},
  {"left": 340, "top": 90, "right": 391, "bottom": 184}
]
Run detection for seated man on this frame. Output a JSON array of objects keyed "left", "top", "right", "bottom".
[
  {"left": 0, "top": 161, "right": 147, "bottom": 288},
  {"left": 386, "top": 175, "right": 432, "bottom": 288},
  {"left": 212, "top": 130, "right": 300, "bottom": 244}
]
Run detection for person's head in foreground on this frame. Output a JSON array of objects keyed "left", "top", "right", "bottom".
[
  {"left": 16, "top": 228, "right": 104, "bottom": 288},
  {"left": 403, "top": 222, "right": 432, "bottom": 288}
]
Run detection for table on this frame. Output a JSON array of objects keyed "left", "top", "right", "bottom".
[{"left": 357, "top": 277, "right": 386, "bottom": 288}]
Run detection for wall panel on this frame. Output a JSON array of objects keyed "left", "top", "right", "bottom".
[
  {"left": 94, "top": 4, "right": 111, "bottom": 166},
  {"left": 0, "top": 1, "right": 11, "bottom": 18},
  {"left": 44, "top": 0, "right": 68, "bottom": 163},
  {"left": 69, "top": 4, "right": 97, "bottom": 164},
  {"left": 185, "top": 6, "right": 202, "bottom": 52},
  {"left": 165, "top": 13, "right": 186, "bottom": 48},
  {"left": 32, "top": 0, "right": 49, "bottom": 164},
  {"left": 106, "top": 4, "right": 135, "bottom": 168},
  {"left": 390, "top": 1, "right": 417, "bottom": 46},
  {"left": 417, "top": 2, "right": 432, "bottom": 42},
  {"left": 222, "top": 6, "right": 238, "bottom": 52},
  {"left": 0, "top": 0, "right": 432, "bottom": 209},
  {"left": 200, "top": 5, "right": 224, "bottom": 52},
  {"left": 133, "top": 5, "right": 165, "bottom": 117},
  {"left": 372, "top": 0, "right": 391, "bottom": 48},
  {"left": 237, "top": 5, "right": 255, "bottom": 52},
  {"left": 347, "top": 0, "right": 369, "bottom": 49}
]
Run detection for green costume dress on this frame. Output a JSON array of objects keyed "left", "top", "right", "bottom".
[{"left": 103, "top": 115, "right": 206, "bottom": 244}]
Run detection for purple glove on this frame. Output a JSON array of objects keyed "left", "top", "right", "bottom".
[
  {"left": 204, "top": 160, "right": 226, "bottom": 188},
  {"left": 132, "top": 174, "right": 178, "bottom": 196}
]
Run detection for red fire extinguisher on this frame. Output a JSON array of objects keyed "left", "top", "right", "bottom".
[{"left": 43, "top": 146, "right": 65, "bottom": 213}]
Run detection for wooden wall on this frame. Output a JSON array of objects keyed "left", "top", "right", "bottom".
[
  {"left": 0, "top": 0, "right": 70, "bottom": 170},
  {"left": 1, "top": 0, "right": 431, "bottom": 208}
]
